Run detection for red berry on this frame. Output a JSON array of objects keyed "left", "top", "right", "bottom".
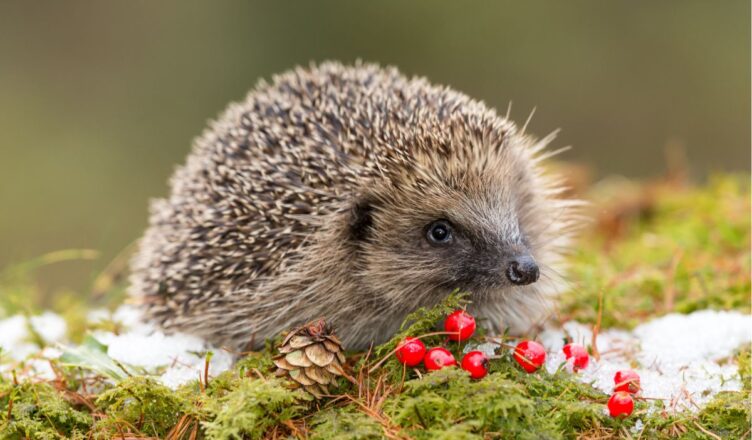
[
  {"left": 614, "top": 370, "right": 641, "bottom": 394},
  {"left": 424, "top": 347, "right": 457, "bottom": 371},
  {"left": 461, "top": 351, "right": 490, "bottom": 379},
  {"left": 607, "top": 392, "right": 634, "bottom": 417},
  {"left": 562, "top": 343, "right": 589, "bottom": 371},
  {"left": 512, "top": 340, "right": 546, "bottom": 373},
  {"left": 444, "top": 310, "right": 476, "bottom": 341},
  {"left": 395, "top": 337, "right": 426, "bottom": 367}
]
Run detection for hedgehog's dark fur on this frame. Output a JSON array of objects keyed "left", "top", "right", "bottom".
[{"left": 129, "top": 62, "right": 580, "bottom": 350}]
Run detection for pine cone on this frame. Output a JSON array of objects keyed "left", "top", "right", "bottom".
[{"left": 273, "top": 319, "right": 346, "bottom": 398}]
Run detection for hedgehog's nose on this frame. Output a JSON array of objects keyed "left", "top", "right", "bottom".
[{"left": 506, "top": 255, "right": 539, "bottom": 286}]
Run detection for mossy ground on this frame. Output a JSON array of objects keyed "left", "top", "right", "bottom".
[{"left": 0, "top": 173, "right": 749, "bottom": 439}]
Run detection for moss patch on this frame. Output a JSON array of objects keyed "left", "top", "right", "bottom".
[
  {"left": 201, "top": 376, "right": 310, "bottom": 439},
  {"left": 0, "top": 381, "right": 92, "bottom": 439},
  {"left": 309, "top": 407, "right": 385, "bottom": 440},
  {"left": 559, "top": 174, "right": 750, "bottom": 329},
  {"left": 92, "top": 376, "right": 188, "bottom": 438}
]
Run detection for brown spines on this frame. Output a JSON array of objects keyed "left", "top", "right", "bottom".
[
  {"left": 129, "top": 61, "right": 580, "bottom": 352},
  {"left": 273, "top": 320, "right": 346, "bottom": 399}
]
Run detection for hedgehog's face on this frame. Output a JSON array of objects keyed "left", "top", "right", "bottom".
[
  {"left": 350, "top": 147, "right": 545, "bottom": 304},
  {"left": 420, "top": 217, "right": 539, "bottom": 289}
]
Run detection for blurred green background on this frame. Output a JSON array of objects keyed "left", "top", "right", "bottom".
[{"left": 0, "top": 1, "right": 749, "bottom": 294}]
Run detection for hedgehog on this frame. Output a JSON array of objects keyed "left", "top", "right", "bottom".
[{"left": 129, "top": 62, "right": 580, "bottom": 351}]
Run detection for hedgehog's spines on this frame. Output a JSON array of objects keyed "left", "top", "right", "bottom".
[{"left": 129, "top": 62, "right": 579, "bottom": 350}]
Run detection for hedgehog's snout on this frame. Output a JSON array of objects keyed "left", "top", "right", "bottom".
[{"left": 505, "top": 255, "right": 539, "bottom": 286}]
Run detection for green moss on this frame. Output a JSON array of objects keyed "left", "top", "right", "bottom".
[
  {"left": 417, "top": 423, "right": 483, "bottom": 440},
  {"left": 309, "top": 407, "right": 384, "bottom": 440},
  {"left": 92, "top": 376, "right": 187, "bottom": 438},
  {"left": 494, "top": 361, "right": 616, "bottom": 433},
  {"left": 696, "top": 390, "right": 751, "bottom": 439},
  {"left": 234, "top": 349, "right": 275, "bottom": 377},
  {"left": 738, "top": 348, "right": 751, "bottom": 392},
  {"left": 381, "top": 347, "right": 653, "bottom": 439},
  {"left": 201, "top": 377, "right": 310, "bottom": 439},
  {"left": 560, "top": 174, "right": 751, "bottom": 328},
  {"left": 0, "top": 381, "right": 92, "bottom": 439},
  {"left": 387, "top": 368, "right": 554, "bottom": 439}
]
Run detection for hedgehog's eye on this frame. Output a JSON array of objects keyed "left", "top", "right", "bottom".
[{"left": 426, "top": 220, "right": 454, "bottom": 245}]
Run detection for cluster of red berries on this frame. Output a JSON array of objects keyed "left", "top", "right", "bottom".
[
  {"left": 396, "top": 310, "right": 596, "bottom": 379},
  {"left": 395, "top": 309, "right": 639, "bottom": 419},
  {"left": 608, "top": 369, "right": 640, "bottom": 417},
  {"left": 512, "top": 341, "right": 590, "bottom": 373},
  {"left": 395, "top": 310, "right": 490, "bottom": 379},
  {"left": 511, "top": 340, "right": 546, "bottom": 372}
]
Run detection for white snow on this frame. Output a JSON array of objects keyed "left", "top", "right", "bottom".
[
  {"left": 0, "top": 312, "right": 67, "bottom": 362},
  {"left": 0, "top": 306, "right": 234, "bottom": 388},
  {"left": 94, "top": 325, "right": 235, "bottom": 388},
  {"left": 96, "top": 330, "right": 207, "bottom": 368},
  {"left": 634, "top": 310, "right": 752, "bottom": 365},
  {"left": 111, "top": 304, "right": 146, "bottom": 329},
  {"left": 1, "top": 307, "right": 750, "bottom": 409},
  {"left": 29, "top": 311, "right": 67, "bottom": 343},
  {"left": 0, "top": 313, "right": 67, "bottom": 380},
  {"left": 86, "top": 308, "right": 111, "bottom": 323},
  {"left": 537, "top": 310, "right": 752, "bottom": 411},
  {"left": 0, "top": 315, "right": 36, "bottom": 360},
  {"left": 89, "top": 305, "right": 235, "bottom": 388},
  {"left": 630, "top": 418, "right": 644, "bottom": 434}
]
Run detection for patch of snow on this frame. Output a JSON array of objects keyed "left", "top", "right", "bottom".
[
  {"left": 159, "top": 364, "right": 205, "bottom": 389},
  {"left": 158, "top": 350, "right": 235, "bottom": 389},
  {"left": 0, "top": 315, "right": 34, "bottom": 360},
  {"left": 30, "top": 311, "right": 67, "bottom": 343},
  {"left": 539, "top": 310, "right": 752, "bottom": 411},
  {"left": 90, "top": 305, "right": 235, "bottom": 388},
  {"left": 463, "top": 342, "right": 500, "bottom": 357},
  {"left": 0, "top": 313, "right": 65, "bottom": 378},
  {"left": 96, "top": 329, "right": 207, "bottom": 368},
  {"left": 0, "top": 313, "right": 67, "bottom": 361},
  {"left": 0, "top": 306, "right": 235, "bottom": 388},
  {"left": 86, "top": 308, "right": 110, "bottom": 323},
  {"left": 23, "top": 358, "right": 58, "bottom": 381},
  {"left": 634, "top": 310, "right": 752, "bottom": 365},
  {"left": 630, "top": 418, "right": 644, "bottom": 434},
  {"left": 111, "top": 304, "right": 146, "bottom": 330}
]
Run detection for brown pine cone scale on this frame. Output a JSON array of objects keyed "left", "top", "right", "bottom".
[{"left": 272, "top": 319, "right": 346, "bottom": 398}]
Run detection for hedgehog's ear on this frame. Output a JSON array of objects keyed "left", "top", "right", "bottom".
[{"left": 349, "top": 197, "right": 375, "bottom": 241}]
